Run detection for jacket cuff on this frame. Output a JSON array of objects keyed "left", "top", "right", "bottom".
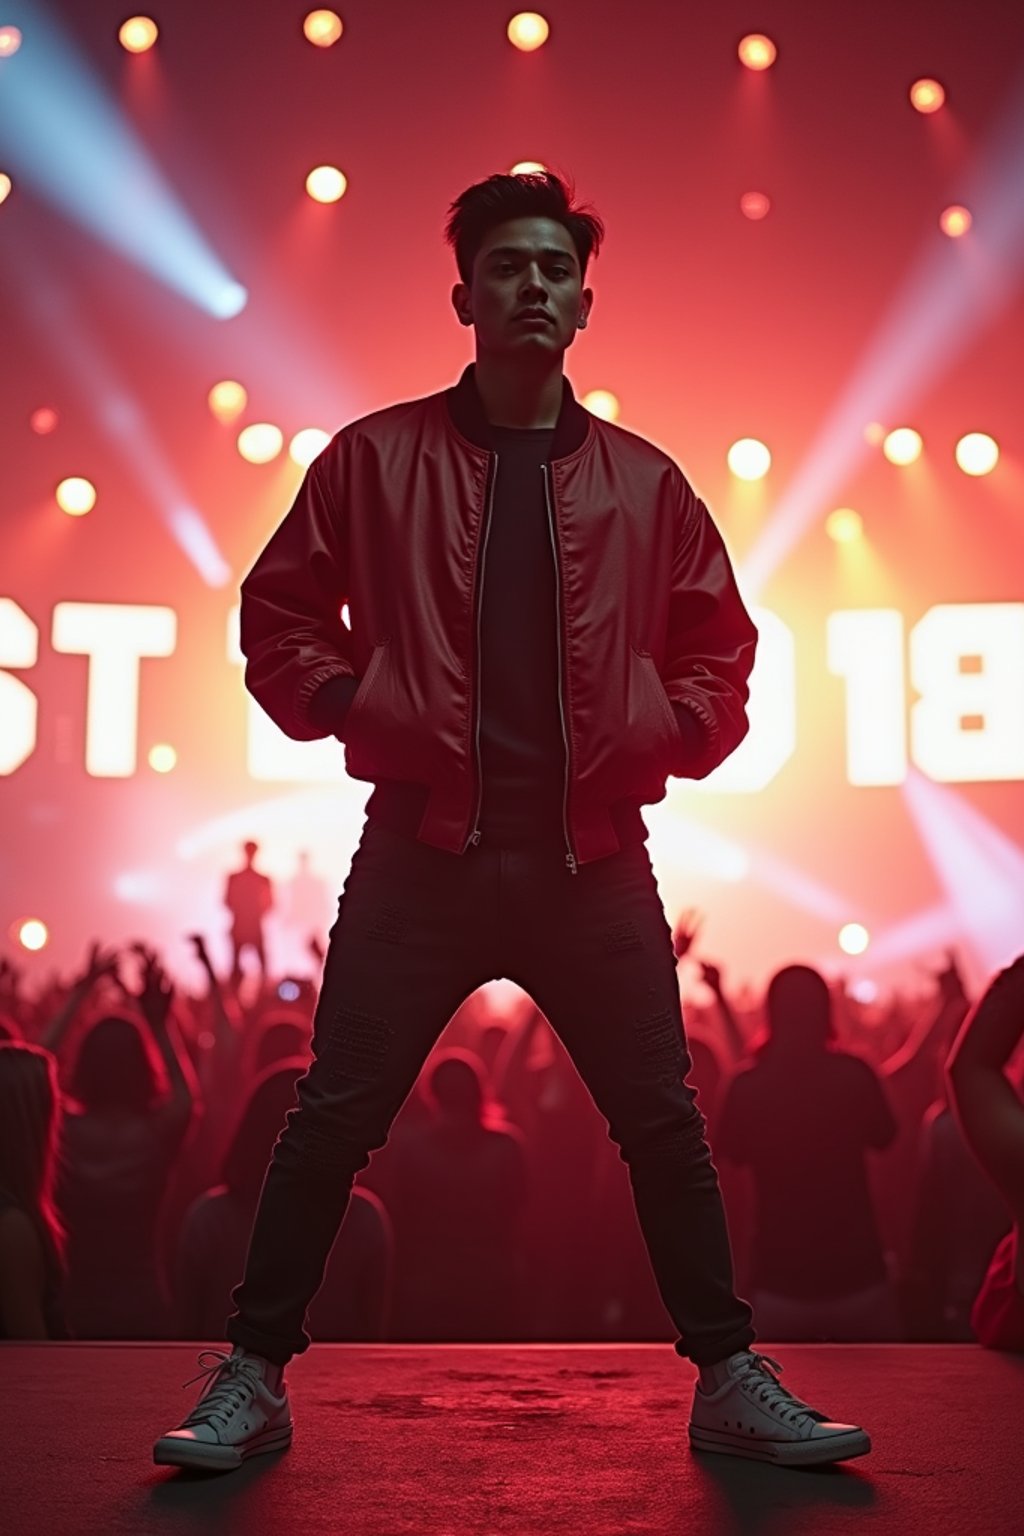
[
  {"left": 671, "top": 700, "right": 708, "bottom": 762},
  {"left": 306, "top": 673, "right": 361, "bottom": 735}
]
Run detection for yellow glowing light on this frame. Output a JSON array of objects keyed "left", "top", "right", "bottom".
[
  {"left": 290, "top": 428, "right": 331, "bottom": 466},
  {"left": 31, "top": 407, "right": 59, "bottom": 435},
  {"left": 738, "top": 33, "right": 777, "bottom": 71},
  {"left": 839, "top": 923, "right": 870, "bottom": 956},
  {"left": 0, "top": 173, "right": 12, "bottom": 206},
  {"left": 581, "top": 390, "right": 619, "bottom": 422},
  {"left": 208, "top": 380, "right": 248, "bottom": 422},
  {"left": 56, "top": 477, "right": 97, "bottom": 515},
  {"left": 119, "top": 16, "right": 159, "bottom": 53},
  {"left": 863, "top": 421, "right": 886, "bottom": 445},
  {"left": 727, "top": 438, "right": 771, "bottom": 480},
  {"left": 826, "top": 508, "right": 863, "bottom": 544},
  {"left": 237, "top": 424, "right": 284, "bottom": 464},
  {"left": 17, "top": 919, "right": 49, "bottom": 951},
  {"left": 306, "top": 165, "right": 347, "bottom": 203},
  {"left": 508, "top": 12, "right": 550, "bottom": 51},
  {"left": 940, "top": 204, "right": 972, "bottom": 238},
  {"left": 882, "top": 427, "right": 923, "bottom": 465},
  {"left": 910, "top": 78, "right": 945, "bottom": 114},
  {"left": 740, "top": 191, "right": 771, "bottom": 220},
  {"left": 0, "top": 26, "right": 22, "bottom": 58},
  {"left": 955, "top": 432, "right": 999, "bottom": 477},
  {"left": 511, "top": 160, "right": 547, "bottom": 175},
  {"left": 303, "top": 9, "right": 343, "bottom": 46},
  {"left": 148, "top": 743, "right": 177, "bottom": 773}
]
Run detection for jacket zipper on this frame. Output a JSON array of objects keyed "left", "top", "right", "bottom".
[
  {"left": 543, "top": 463, "right": 578, "bottom": 875},
  {"left": 465, "top": 451, "right": 498, "bottom": 854}
]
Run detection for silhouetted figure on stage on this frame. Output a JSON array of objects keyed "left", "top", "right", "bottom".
[{"left": 223, "top": 841, "right": 273, "bottom": 987}]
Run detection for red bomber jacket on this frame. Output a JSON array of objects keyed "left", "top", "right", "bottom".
[{"left": 238, "top": 364, "right": 760, "bottom": 872}]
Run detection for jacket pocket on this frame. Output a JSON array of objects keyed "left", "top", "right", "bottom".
[
  {"left": 342, "top": 637, "right": 390, "bottom": 754},
  {"left": 634, "top": 646, "right": 681, "bottom": 751}
]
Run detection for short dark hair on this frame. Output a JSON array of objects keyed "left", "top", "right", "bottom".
[{"left": 444, "top": 169, "right": 604, "bottom": 286}]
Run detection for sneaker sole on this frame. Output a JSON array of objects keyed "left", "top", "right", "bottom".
[
  {"left": 689, "top": 1423, "right": 871, "bottom": 1466},
  {"left": 153, "top": 1422, "right": 293, "bottom": 1472}
]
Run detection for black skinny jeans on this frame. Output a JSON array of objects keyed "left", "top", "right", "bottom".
[{"left": 225, "top": 818, "right": 757, "bottom": 1368}]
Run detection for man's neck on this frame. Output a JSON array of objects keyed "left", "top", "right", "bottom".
[{"left": 473, "top": 352, "right": 563, "bottom": 428}]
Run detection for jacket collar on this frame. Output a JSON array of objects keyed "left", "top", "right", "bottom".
[{"left": 444, "top": 361, "right": 591, "bottom": 461}]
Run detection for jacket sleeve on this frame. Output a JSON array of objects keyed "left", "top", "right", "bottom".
[
  {"left": 663, "top": 476, "right": 759, "bottom": 779},
  {"left": 238, "top": 447, "right": 357, "bottom": 741}
]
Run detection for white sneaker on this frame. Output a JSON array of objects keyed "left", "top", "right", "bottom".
[
  {"left": 154, "top": 1348, "right": 293, "bottom": 1472},
  {"left": 689, "top": 1350, "right": 871, "bottom": 1467}
]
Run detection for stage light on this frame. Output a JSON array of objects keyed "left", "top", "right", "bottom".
[
  {"left": 0, "top": 172, "right": 11, "bottom": 205},
  {"left": 306, "top": 165, "right": 347, "bottom": 203},
  {"left": 0, "top": 26, "right": 22, "bottom": 58},
  {"left": 508, "top": 12, "right": 550, "bottom": 51},
  {"left": 727, "top": 438, "right": 771, "bottom": 480},
  {"left": 740, "top": 191, "right": 771, "bottom": 220},
  {"left": 826, "top": 508, "right": 863, "bottom": 544},
  {"left": 849, "top": 979, "right": 878, "bottom": 1004},
  {"left": 511, "top": 160, "right": 547, "bottom": 175},
  {"left": 303, "top": 10, "right": 343, "bottom": 47},
  {"left": 838, "top": 922, "right": 870, "bottom": 956},
  {"left": 148, "top": 743, "right": 177, "bottom": 772},
  {"left": 581, "top": 390, "right": 619, "bottom": 422},
  {"left": 289, "top": 428, "right": 331, "bottom": 466},
  {"left": 56, "top": 477, "right": 97, "bottom": 515},
  {"left": 940, "top": 205, "right": 972, "bottom": 238},
  {"left": 17, "top": 919, "right": 48, "bottom": 951},
  {"left": 955, "top": 432, "right": 998, "bottom": 476},
  {"left": 882, "top": 427, "right": 923, "bottom": 465},
  {"left": 31, "top": 407, "right": 59, "bottom": 434},
  {"left": 910, "top": 78, "right": 945, "bottom": 113},
  {"left": 738, "top": 34, "right": 776, "bottom": 71},
  {"left": 863, "top": 422, "right": 886, "bottom": 445},
  {"left": 119, "top": 17, "right": 159, "bottom": 54},
  {"left": 237, "top": 423, "right": 283, "bottom": 464},
  {"left": 208, "top": 380, "right": 248, "bottom": 422}
]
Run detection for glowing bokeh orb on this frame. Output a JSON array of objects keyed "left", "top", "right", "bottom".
[
  {"left": 119, "top": 16, "right": 159, "bottom": 53},
  {"left": 511, "top": 160, "right": 547, "bottom": 175},
  {"left": 882, "top": 427, "right": 923, "bottom": 465},
  {"left": 0, "top": 26, "right": 22, "bottom": 57},
  {"left": 581, "top": 390, "right": 619, "bottom": 422},
  {"left": 208, "top": 380, "right": 248, "bottom": 422},
  {"left": 0, "top": 172, "right": 11, "bottom": 206},
  {"left": 30, "top": 407, "right": 59, "bottom": 435},
  {"left": 940, "top": 204, "right": 972, "bottom": 238},
  {"left": 56, "top": 477, "right": 97, "bottom": 515},
  {"left": 740, "top": 191, "right": 771, "bottom": 220},
  {"left": 306, "top": 165, "right": 347, "bottom": 203},
  {"left": 290, "top": 428, "right": 331, "bottom": 466},
  {"left": 303, "top": 9, "right": 343, "bottom": 46},
  {"left": 237, "top": 423, "right": 284, "bottom": 464},
  {"left": 849, "top": 978, "right": 878, "bottom": 1004},
  {"left": 955, "top": 432, "right": 999, "bottom": 477},
  {"left": 727, "top": 438, "right": 771, "bottom": 480},
  {"left": 910, "top": 78, "right": 945, "bottom": 113},
  {"left": 18, "top": 919, "right": 48, "bottom": 951},
  {"left": 863, "top": 421, "right": 886, "bottom": 445},
  {"left": 738, "top": 33, "right": 776, "bottom": 70},
  {"left": 148, "top": 743, "right": 177, "bottom": 773},
  {"left": 826, "top": 508, "right": 863, "bottom": 544},
  {"left": 839, "top": 923, "right": 870, "bottom": 956},
  {"left": 508, "top": 12, "right": 550, "bottom": 50}
]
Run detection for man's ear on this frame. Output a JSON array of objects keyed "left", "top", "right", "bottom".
[{"left": 452, "top": 282, "right": 472, "bottom": 326}]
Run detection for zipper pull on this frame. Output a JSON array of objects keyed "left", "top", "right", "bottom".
[
  {"left": 565, "top": 852, "right": 578, "bottom": 876},
  {"left": 470, "top": 829, "right": 482, "bottom": 847}
]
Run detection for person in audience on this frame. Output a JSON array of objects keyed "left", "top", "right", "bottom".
[
  {"left": 174, "top": 1059, "right": 393, "bottom": 1344},
  {"left": 0, "top": 1039, "right": 70, "bottom": 1339},
  {"left": 713, "top": 963, "right": 901, "bottom": 1341},
  {"left": 944, "top": 952, "right": 1024, "bottom": 1351}
]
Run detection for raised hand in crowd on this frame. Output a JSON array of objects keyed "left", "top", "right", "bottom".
[{"left": 38, "top": 940, "right": 122, "bottom": 1053}]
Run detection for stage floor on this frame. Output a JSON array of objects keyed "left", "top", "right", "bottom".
[{"left": 3, "top": 1342, "right": 1022, "bottom": 1535}]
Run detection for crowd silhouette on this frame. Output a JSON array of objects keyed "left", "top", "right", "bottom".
[{"left": 2, "top": 851, "right": 1023, "bottom": 1353}]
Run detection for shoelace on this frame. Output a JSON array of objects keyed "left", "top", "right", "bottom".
[
  {"left": 734, "top": 1351, "right": 827, "bottom": 1427},
  {"left": 179, "top": 1349, "right": 262, "bottom": 1430}
]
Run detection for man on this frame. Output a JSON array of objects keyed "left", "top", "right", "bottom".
[{"left": 154, "top": 170, "right": 871, "bottom": 1472}]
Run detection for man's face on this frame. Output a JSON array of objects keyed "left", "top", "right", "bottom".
[{"left": 452, "top": 215, "right": 593, "bottom": 357}]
